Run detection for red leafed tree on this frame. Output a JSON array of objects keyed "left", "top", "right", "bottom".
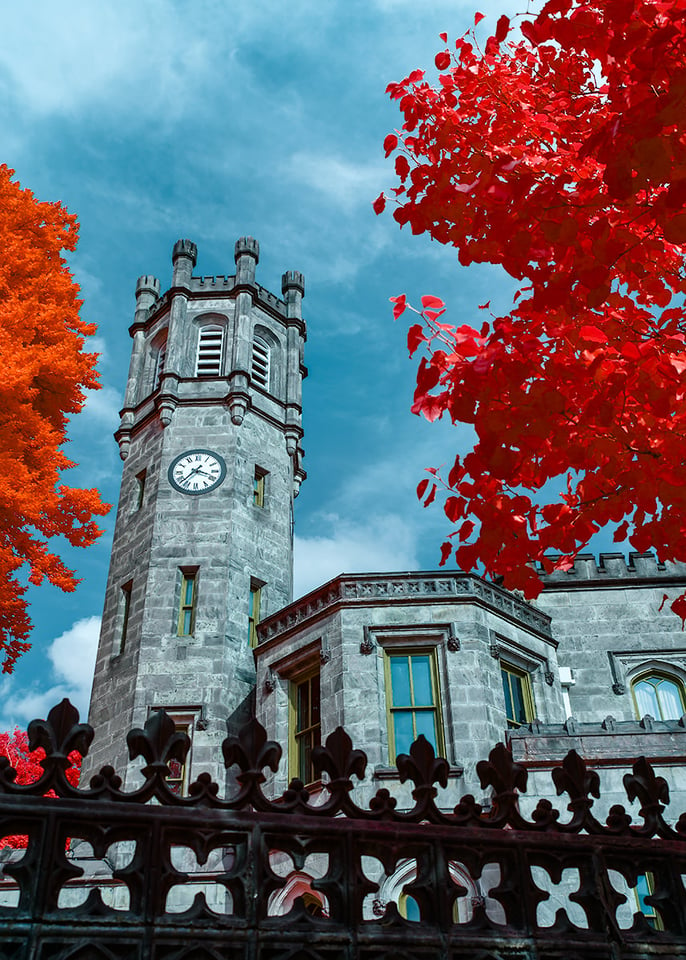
[
  {"left": 0, "top": 727, "right": 81, "bottom": 849},
  {"left": 0, "top": 165, "right": 109, "bottom": 672},
  {"left": 376, "top": 1, "right": 686, "bottom": 616}
]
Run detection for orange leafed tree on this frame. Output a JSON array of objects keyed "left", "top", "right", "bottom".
[
  {"left": 376, "top": 0, "right": 686, "bottom": 617},
  {"left": 0, "top": 165, "right": 109, "bottom": 672}
]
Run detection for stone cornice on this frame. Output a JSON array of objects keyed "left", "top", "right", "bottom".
[{"left": 257, "top": 571, "right": 553, "bottom": 648}]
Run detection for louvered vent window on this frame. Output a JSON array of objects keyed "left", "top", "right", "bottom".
[
  {"left": 154, "top": 339, "right": 167, "bottom": 391},
  {"left": 252, "top": 337, "right": 270, "bottom": 389},
  {"left": 196, "top": 325, "right": 224, "bottom": 377}
]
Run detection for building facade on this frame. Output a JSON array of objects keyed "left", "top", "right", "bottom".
[{"left": 80, "top": 238, "right": 686, "bottom": 924}]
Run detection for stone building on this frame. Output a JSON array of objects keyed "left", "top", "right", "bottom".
[{"left": 81, "top": 237, "right": 686, "bottom": 924}]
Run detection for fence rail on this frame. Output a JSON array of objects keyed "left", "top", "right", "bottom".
[{"left": 1, "top": 699, "right": 686, "bottom": 959}]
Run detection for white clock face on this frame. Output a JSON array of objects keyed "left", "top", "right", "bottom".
[{"left": 168, "top": 450, "right": 226, "bottom": 495}]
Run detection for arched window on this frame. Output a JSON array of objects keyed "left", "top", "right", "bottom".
[
  {"left": 251, "top": 336, "right": 270, "bottom": 389},
  {"left": 154, "top": 336, "right": 167, "bottom": 391},
  {"left": 632, "top": 671, "right": 685, "bottom": 720},
  {"left": 196, "top": 325, "right": 224, "bottom": 377}
]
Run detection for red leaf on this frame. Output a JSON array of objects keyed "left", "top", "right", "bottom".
[
  {"left": 579, "top": 325, "right": 607, "bottom": 344},
  {"left": 495, "top": 15, "right": 510, "bottom": 42},
  {"left": 424, "top": 483, "right": 437, "bottom": 507},
  {"left": 435, "top": 51, "right": 451, "bottom": 70},
  {"left": 372, "top": 193, "right": 386, "bottom": 215},
  {"left": 474, "top": 12, "right": 485, "bottom": 25},
  {"left": 444, "top": 496, "right": 463, "bottom": 522},
  {"left": 439, "top": 541, "right": 453, "bottom": 565},
  {"left": 439, "top": 32, "right": 447, "bottom": 42},
  {"left": 478, "top": 301, "right": 490, "bottom": 310},
  {"left": 458, "top": 519, "right": 475, "bottom": 541},
  {"left": 613, "top": 521, "right": 629, "bottom": 542},
  {"left": 408, "top": 323, "right": 425, "bottom": 356},
  {"left": 417, "top": 479, "right": 429, "bottom": 500},
  {"left": 390, "top": 294, "right": 407, "bottom": 319},
  {"left": 421, "top": 294, "right": 445, "bottom": 310},
  {"left": 383, "top": 134, "right": 398, "bottom": 158},
  {"left": 395, "top": 155, "right": 410, "bottom": 180},
  {"left": 671, "top": 593, "right": 686, "bottom": 629}
]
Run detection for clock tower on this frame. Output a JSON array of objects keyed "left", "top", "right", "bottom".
[{"left": 85, "top": 237, "right": 306, "bottom": 788}]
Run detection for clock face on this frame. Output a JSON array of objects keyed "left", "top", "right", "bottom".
[{"left": 168, "top": 449, "right": 227, "bottom": 495}]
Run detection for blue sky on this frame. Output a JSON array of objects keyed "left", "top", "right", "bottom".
[{"left": 0, "top": 0, "right": 589, "bottom": 730}]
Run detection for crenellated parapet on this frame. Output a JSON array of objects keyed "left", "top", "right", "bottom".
[{"left": 538, "top": 551, "right": 686, "bottom": 587}]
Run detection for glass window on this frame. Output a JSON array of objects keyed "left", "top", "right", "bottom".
[
  {"left": 252, "top": 336, "right": 270, "bottom": 389},
  {"left": 635, "top": 872, "right": 662, "bottom": 929},
  {"left": 177, "top": 572, "right": 197, "bottom": 637},
  {"left": 248, "top": 582, "right": 262, "bottom": 647},
  {"left": 253, "top": 467, "right": 266, "bottom": 507},
  {"left": 386, "top": 651, "right": 442, "bottom": 760},
  {"left": 633, "top": 672, "right": 685, "bottom": 720},
  {"left": 290, "top": 670, "right": 321, "bottom": 785},
  {"left": 196, "top": 325, "right": 224, "bottom": 377},
  {"left": 167, "top": 721, "right": 191, "bottom": 797},
  {"left": 501, "top": 662, "right": 535, "bottom": 729}
]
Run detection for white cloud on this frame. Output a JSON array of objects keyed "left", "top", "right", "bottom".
[
  {"left": 0, "top": 1, "right": 213, "bottom": 118},
  {"left": 81, "top": 384, "right": 121, "bottom": 426},
  {"left": 0, "top": 617, "right": 100, "bottom": 730},
  {"left": 294, "top": 513, "right": 418, "bottom": 599},
  {"left": 282, "top": 152, "right": 387, "bottom": 213}
]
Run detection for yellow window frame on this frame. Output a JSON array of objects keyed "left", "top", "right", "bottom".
[
  {"left": 383, "top": 648, "right": 444, "bottom": 763},
  {"left": 253, "top": 467, "right": 266, "bottom": 507},
  {"left": 630, "top": 671, "right": 686, "bottom": 721},
  {"left": 288, "top": 665, "right": 321, "bottom": 785},
  {"left": 177, "top": 572, "right": 197, "bottom": 637},
  {"left": 500, "top": 661, "right": 535, "bottom": 729},
  {"left": 248, "top": 582, "right": 262, "bottom": 648}
]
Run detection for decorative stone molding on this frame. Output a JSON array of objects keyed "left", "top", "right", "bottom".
[
  {"left": 360, "top": 627, "right": 374, "bottom": 656},
  {"left": 258, "top": 572, "right": 553, "bottom": 646}
]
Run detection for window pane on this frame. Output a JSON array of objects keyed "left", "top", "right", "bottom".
[
  {"left": 657, "top": 678, "right": 682, "bottom": 720},
  {"left": 184, "top": 578, "right": 194, "bottom": 605},
  {"left": 411, "top": 656, "right": 433, "bottom": 706},
  {"left": 393, "top": 710, "right": 414, "bottom": 756},
  {"left": 297, "top": 680, "right": 310, "bottom": 730},
  {"left": 311, "top": 674, "right": 320, "bottom": 725},
  {"left": 182, "top": 610, "right": 192, "bottom": 635},
  {"left": 391, "top": 657, "right": 411, "bottom": 706},
  {"left": 635, "top": 679, "right": 660, "bottom": 718},
  {"left": 501, "top": 670, "right": 514, "bottom": 722},
  {"left": 401, "top": 895, "right": 420, "bottom": 921},
  {"left": 414, "top": 710, "right": 438, "bottom": 750},
  {"left": 509, "top": 673, "right": 527, "bottom": 724}
]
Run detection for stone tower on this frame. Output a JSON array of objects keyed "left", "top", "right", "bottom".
[{"left": 85, "top": 237, "right": 306, "bottom": 788}]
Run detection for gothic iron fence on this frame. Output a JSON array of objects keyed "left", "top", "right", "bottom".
[{"left": 2, "top": 699, "right": 686, "bottom": 959}]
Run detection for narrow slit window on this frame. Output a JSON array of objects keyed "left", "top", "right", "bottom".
[
  {"left": 251, "top": 336, "right": 270, "bottom": 389},
  {"left": 178, "top": 572, "right": 197, "bottom": 636},
  {"left": 119, "top": 581, "right": 133, "bottom": 656},
  {"left": 134, "top": 470, "right": 146, "bottom": 511},
  {"left": 253, "top": 467, "right": 266, "bottom": 507},
  {"left": 195, "top": 325, "right": 224, "bottom": 377},
  {"left": 290, "top": 670, "right": 321, "bottom": 785},
  {"left": 154, "top": 338, "right": 167, "bottom": 390},
  {"left": 248, "top": 581, "right": 262, "bottom": 648}
]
